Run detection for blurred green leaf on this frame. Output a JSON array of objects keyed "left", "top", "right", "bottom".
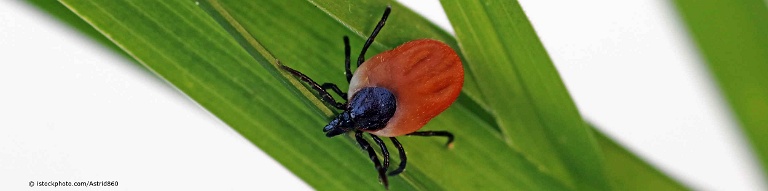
[{"left": 673, "top": 0, "right": 768, "bottom": 181}]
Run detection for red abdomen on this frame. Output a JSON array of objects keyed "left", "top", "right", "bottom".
[{"left": 348, "top": 39, "right": 464, "bottom": 137}]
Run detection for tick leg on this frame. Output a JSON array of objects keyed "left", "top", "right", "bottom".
[
  {"left": 279, "top": 63, "right": 346, "bottom": 110},
  {"left": 370, "top": 134, "right": 390, "bottom": 172},
  {"left": 321, "top": 83, "right": 347, "bottom": 101},
  {"left": 356, "top": 131, "right": 389, "bottom": 189},
  {"left": 344, "top": 36, "right": 352, "bottom": 82},
  {"left": 387, "top": 137, "right": 407, "bottom": 176},
  {"left": 407, "top": 131, "right": 455, "bottom": 148},
  {"left": 357, "top": 6, "right": 391, "bottom": 67}
]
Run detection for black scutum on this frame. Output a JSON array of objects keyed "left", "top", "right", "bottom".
[{"left": 348, "top": 87, "right": 397, "bottom": 131}]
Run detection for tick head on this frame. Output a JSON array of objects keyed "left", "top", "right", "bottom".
[
  {"left": 348, "top": 87, "right": 396, "bottom": 131},
  {"left": 323, "top": 87, "right": 397, "bottom": 137}
]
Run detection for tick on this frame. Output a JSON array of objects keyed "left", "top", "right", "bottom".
[{"left": 280, "top": 6, "right": 463, "bottom": 189}]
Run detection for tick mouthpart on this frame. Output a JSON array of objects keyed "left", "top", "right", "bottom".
[
  {"left": 323, "top": 112, "right": 353, "bottom": 137},
  {"left": 323, "top": 124, "right": 347, "bottom": 137}
]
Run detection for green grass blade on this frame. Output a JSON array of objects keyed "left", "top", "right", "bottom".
[
  {"left": 58, "top": 0, "right": 568, "bottom": 190},
  {"left": 53, "top": 0, "right": 687, "bottom": 189},
  {"left": 58, "top": 1, "right": 381, "bottom": 190},
  {"left": 672, "top": 0, "right": 768, "bottom": 180},
  {"left": 440, "top": 1, "right": 610, "bottom": 190}
]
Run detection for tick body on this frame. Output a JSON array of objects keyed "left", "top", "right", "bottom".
[{"left": 281, "top": 6, "right": 463, "bottom": 189}]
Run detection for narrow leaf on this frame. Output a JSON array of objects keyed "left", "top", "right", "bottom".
[
  {"left": 53, "top": 0, "right": 689, "bottom": 190},
  {"left": 59, "top": 0, "right": 567, "bottom": 190},
  {"left": 440, "top": 1, "right": 610, "bottom": 190}
]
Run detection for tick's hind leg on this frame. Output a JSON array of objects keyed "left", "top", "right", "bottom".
[
  {"left": 407, "top": 131, "right": 455, "bottom": 148},
  {"left": 387, "top": 137, "right": 407, "bottom": 176},
  {"left": 279, "top": 63, "right": 346, "bottom": 110},
  {"left": 355, "top": 131, "right": 389, "bottom": 189}
]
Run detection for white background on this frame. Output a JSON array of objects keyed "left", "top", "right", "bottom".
[{"left": 1, "top": 0, "right": 765, "bottom": 190}]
